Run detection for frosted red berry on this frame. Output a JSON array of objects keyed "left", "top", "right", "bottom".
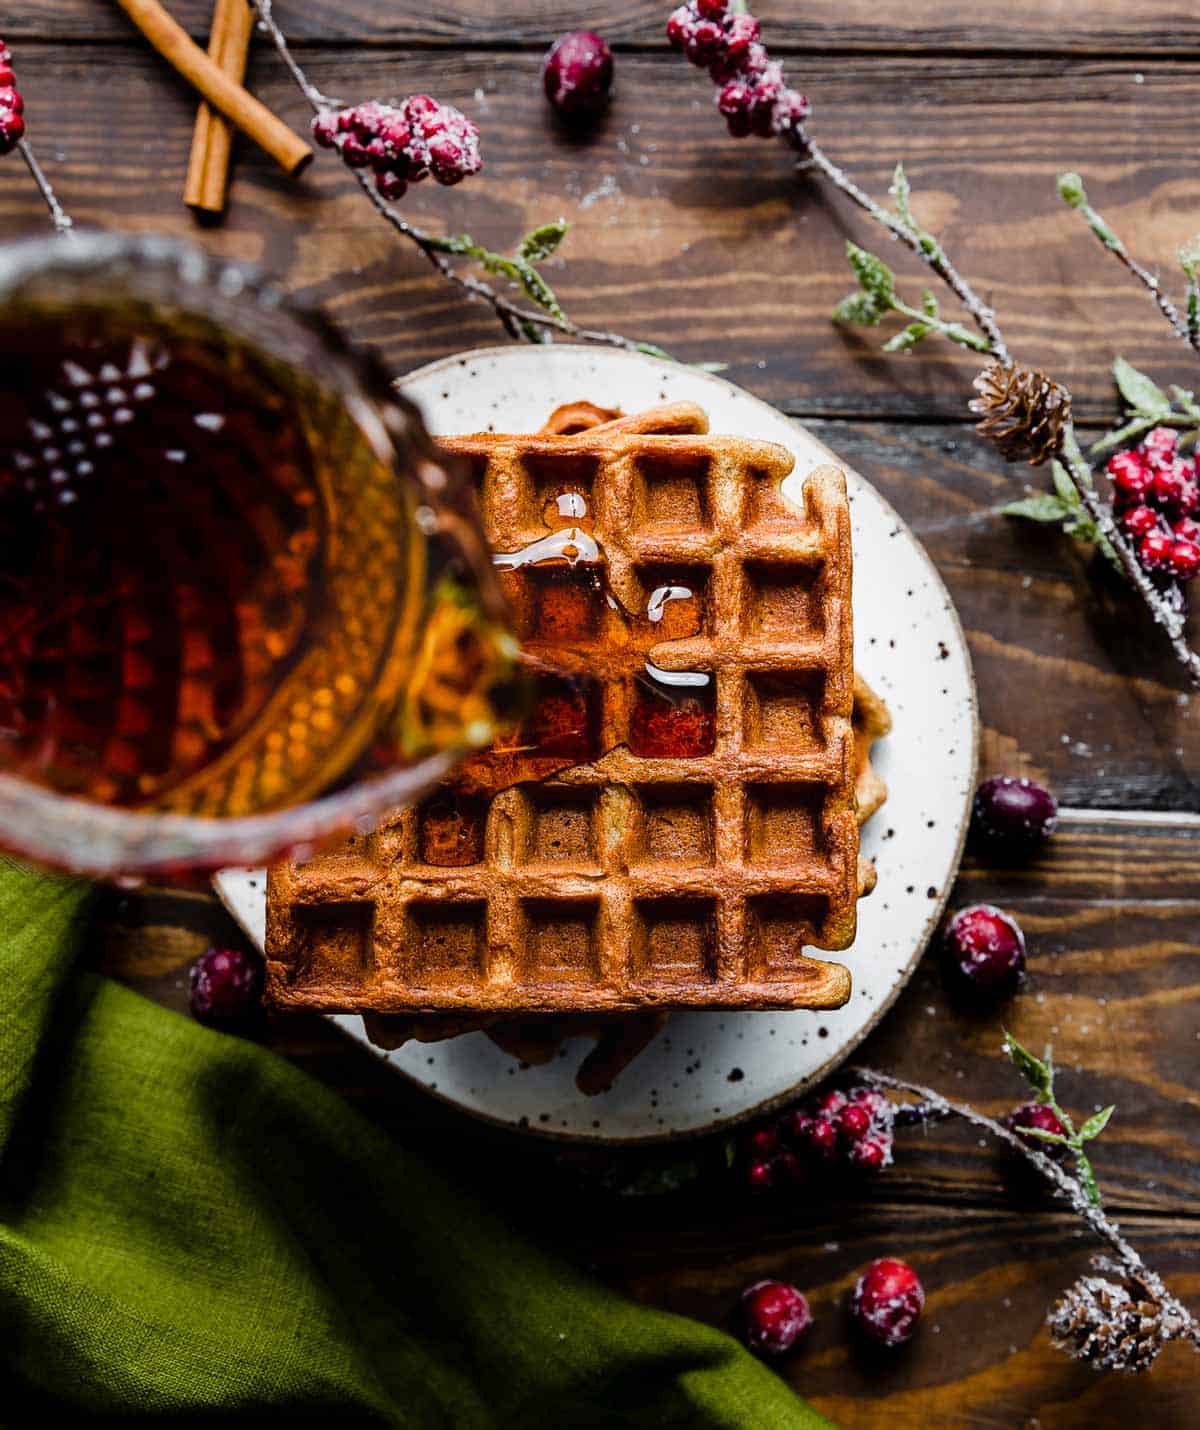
[
  {"left": 739, "top": 1280, "right": 813, "bottom": 1356},
  {"left": 1138, "top": 529, "right": 1174, "bottom": 572},
  {"left": 745, "top": 1124, "right": 780, "bottom": 1159},
  {"left": 1106, "top": 449, "right": 1152, "bottom": 507},
  {"left": 839, "top": 1103, "right": 872, "bottom": 1141},
  {"left": 696, "top": 0, "right": 729, "bottom": 18},
  {"left": 746, "top": 1159, "right": 775, "bottom": 1194},
  {"left": 1141, "top": 425, "right": 1178, "bottom": 465},
  {"left": 0, "top": 41, "right": 22, "bottom": 157},
  {"left": 851, "top": 1259, "right": 925, "bottom": 1347},
  {"left": 188, "top": 946, "right": 264, "bottom": 1026},
  {"left": 1169, "top": 537, "right": 1200, "bottom": 582},
  {"left": 971, "top": 775, "right": 1058, "bottom": 855},
  {"left": 1120, "top": 504, "right": 1160, "bottom": 540},
  {"left": 1005, "top": 1101, "right": 1068, "bottom": 1158},
  {"left": 1149, "top": 459, "right": 1199, "bottom": 519},
  {"left": 1174, "top": 516, "right": 1200, "bottom": 544},
  {"left": 943, "top": 904, "right": 1026, "bottom": 998},
  {"left": 542, "top": 30, "right": 614, "bottom": 123},
  {"left": 312, "top": 94, "right": 480, "bottom": 201},
  {"left": 847, "top": 1137, "right": 889, "bottom": 1172}
]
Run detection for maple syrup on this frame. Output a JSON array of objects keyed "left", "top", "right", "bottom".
[
  {"left": 0, "top": 303, "right": 512, "bottom": 822},
  {"left": 420, "top": 486, "right": 715, "bottom": 862}
]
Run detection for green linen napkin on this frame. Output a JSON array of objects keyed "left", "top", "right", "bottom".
[{"left": 0, "top": 862, "right": 829, "bottom": 1427}]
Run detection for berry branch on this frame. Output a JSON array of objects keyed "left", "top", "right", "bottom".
[
  {"left": 666, "top": 0, "right": 1200, "bottom": 688},
  {"left": 1058, "top": 172, "right": 1199, "bottom": 357},
  {"left": 0, "top": 38, "right": 72, "bottom": 237},
  {"left": 250, "top": 0, "right": 659, "bottom": 354},
  {"left": 849, "top": 1055, "right": 1200, "bottom": 1373}
]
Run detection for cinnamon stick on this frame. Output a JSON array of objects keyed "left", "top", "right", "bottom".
[
  {"left": 114, "top": 0, "right": 311, "bottom": 177},
  {"left": 184, "top": 0, "right": 254, "bottom": 214}
]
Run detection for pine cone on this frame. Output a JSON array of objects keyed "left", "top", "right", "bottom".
[
  {"left": 1048, "top": 1276, "right": 1166, "bottom": 1373},
  {"left": 970, "top": 362, "right": 1072, "bottom": 466}
]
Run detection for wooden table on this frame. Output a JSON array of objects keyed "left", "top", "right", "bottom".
[{"left": 10, "top": 3, "right": 1200, "bottom": 1422}]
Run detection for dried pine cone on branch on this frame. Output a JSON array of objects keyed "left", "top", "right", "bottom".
[
  {"left": 970, "top": 362, "right": 1072, "bottom": 466},
  {"left": 1049, "top": 1276, "right": 1183, "bottom": 1373}
]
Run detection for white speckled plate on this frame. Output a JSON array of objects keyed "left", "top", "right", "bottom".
[{"left": 215, "top": 345, "right": 977, "bottom": 1143}]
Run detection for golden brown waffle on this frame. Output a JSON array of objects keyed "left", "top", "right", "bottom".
[
  {"left": 266, "top": 400, "right": 859, "bottom": 1016},
  {"left": 358, "top": 670, "right": 889, "bottom": 1094}
]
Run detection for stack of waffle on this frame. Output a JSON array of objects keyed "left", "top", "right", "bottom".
[{"left": 265, "top": 401, "right": 889, "bottom": 1090}]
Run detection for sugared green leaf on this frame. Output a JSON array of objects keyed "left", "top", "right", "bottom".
[
  {"left": 519, "top": 218, "right": 569, "bottom": 264},
  {"left": 1113, "top": 355, "right": 1170, "bottom": 416},
  {"left": 833, "top": 290, "right": 886, "bottom": 327},
  {"left": 882, "top": 320, "right": 932, "bottom": 353},
  {"left": 1004, "top": 1033, "right": 1055, "bottom": 1100},
  {"left": 1021, "top": 1125, "right": 1072, "bottom": 1148},
  {"left": 1078, "top": 1105, "right": 1115, "bottom": 1142},
  {"left": 921, "top": 288, "right": 939, "bottom": 318},
  {"left": 1089, "top": 415, "right": 1157, "bottom": 456},
  {"left": 1001, "top": 494, "right": 1071, "bottom": 522},
  {"left": 845, "top": 241, "right": 895, "bottom": 307}
]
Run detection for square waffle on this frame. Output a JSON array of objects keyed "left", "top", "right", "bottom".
[{"left": 266, "top": 400, "right": 860, "bottom": 1016}]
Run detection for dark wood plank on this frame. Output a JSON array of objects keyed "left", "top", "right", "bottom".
[
  {"left": 96, "top": 816, "right": 1200, "bottom": 1219},
  {"left": 3, "top": 49, "right": 1200, "bottom": 423},
  {"left": 16, "top": 0, "right": 1200, "bottom": 56}
]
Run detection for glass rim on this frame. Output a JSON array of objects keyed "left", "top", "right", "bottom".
[{"left": 0, "top": 231, "right": 479, "bottom": 876}]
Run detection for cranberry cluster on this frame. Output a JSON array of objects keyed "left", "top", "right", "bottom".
[
  {"left": 312, "top": 95, "right": 481, "bottom": 204},
  {"left": 1107, "top": 426, "right": 1200, "bottom": 583},
  {"left": 740, "top": 1085, "right": 895, "bottom": 1193},
  {"left": 0, "top": 39, "right": 24, "bottom": 155},
  {"left": 666, "top": 0, "right": 809, "bottom": 141}
]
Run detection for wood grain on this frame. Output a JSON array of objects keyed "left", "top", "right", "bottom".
[
  {"left": 16, "top": 4, "right": 1200, "bottom": 1418},
  {"left": 18, "top": 1, "right": 1200, "bottom": 55},
  {"left": 5, "top": 49, "right": 1200, "bottom": 422}
]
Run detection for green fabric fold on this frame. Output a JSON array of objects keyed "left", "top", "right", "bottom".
[{"left": 0, "top": 862, "right": 829, "bottom": 1427}]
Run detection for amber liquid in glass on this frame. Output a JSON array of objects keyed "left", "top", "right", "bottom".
[{"left": 0, "top": 306, "right": 508, "bottom": 820}]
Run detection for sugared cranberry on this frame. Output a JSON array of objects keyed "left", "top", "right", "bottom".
[
  {"left": 746, "top": 1159, "right": 775, "bottom": 1194},
  {"left": 666, "top": 7, "right": 692, "bottom": 48},
  {"left": 0, "top": 86, "right": 22, "bottom": 114},
  {"left": 739, "top": 1280, "right": 813, "bottom": 1356},
  {"left": 0, "top": 108, "right": 23, "bottom": 151},
  {"left": 542, "top": 30, "right": 614, "bottom": 123},
  {"left": 696, "top": 0, "right": 729, "bottom": 18},
  {"left": 1005, "top": 1101, "right": 1069, "bottom": 1159},
  {"left": 942, "top": 904, "right": 1026, "bottom": 999},
  {"left": 839, "top": 1103, "right": 872, "bottom": 1141},
  {"left": 1141, "top": 425, "right": 1178, "bottom": 465},
  {"left": 847, "top": 1137, "right": 889, "bottom": 1172},
  {"left": 375, "top": 170, "right": 408, "bottom": 203},
  {"left": 1106, "top": 449, "right": 1152, "bottom": 507},
  {"left": 188, "top": 946, "right": 264, "bottom": 1026},
  {"left": 1149, "top": 459, "right": 1199, "bottom": 519},
  {"left": 745, "top": 1125, "right": 780, "bottom": 1160},
  {"left": 1120, "top": 504, "right": 1161, "bottom": 540},
  {"left": 685, "top": 17, "right": 727, "bottom": 65},
  {"left": 971, "top": 775, "right": 1058, "bottom": 856},
  {"left": 851, "top": 1259, "right": 925, "bottom": 1347},
  {"left": 806, "top": 1117, "right": 839, "bottom": 1159},
  {"left": 717, "top": 80, "right": 755, "bottom": 137},
  {"left": 1169, "top": 537, "right": 1200, "bottom": 582},
  {"left": 1138, "top": 530, "right": 1175, "bottom": 572},
  {"left": 312, "top": 111, "right": 339, "bottom": 147},
  {"left": 1174, "top": 516, "right": 1200, "bottom": 544}
]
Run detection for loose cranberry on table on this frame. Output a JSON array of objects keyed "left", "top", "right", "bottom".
[
  {"left": 1005, "top": 1101, "right": 1069, "bottom": 1159},
  {"left": 739, "top": 1279, "right": 813, "bottom": 1356},
  {"left": 942, "top": 904, "right": 1026, "bottom": 999},
  {"left": 971, "top": 775, "right": 1057, "bottom": 856},
  {"left": 188, "top": 946, "right": 264, "bottom": 1026},
  {"left": 542, "top": 31, "right": 614, "bottom": 123},
  {"left": 851, "top": 1258, "right": 925, "bottom": 1347}
]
